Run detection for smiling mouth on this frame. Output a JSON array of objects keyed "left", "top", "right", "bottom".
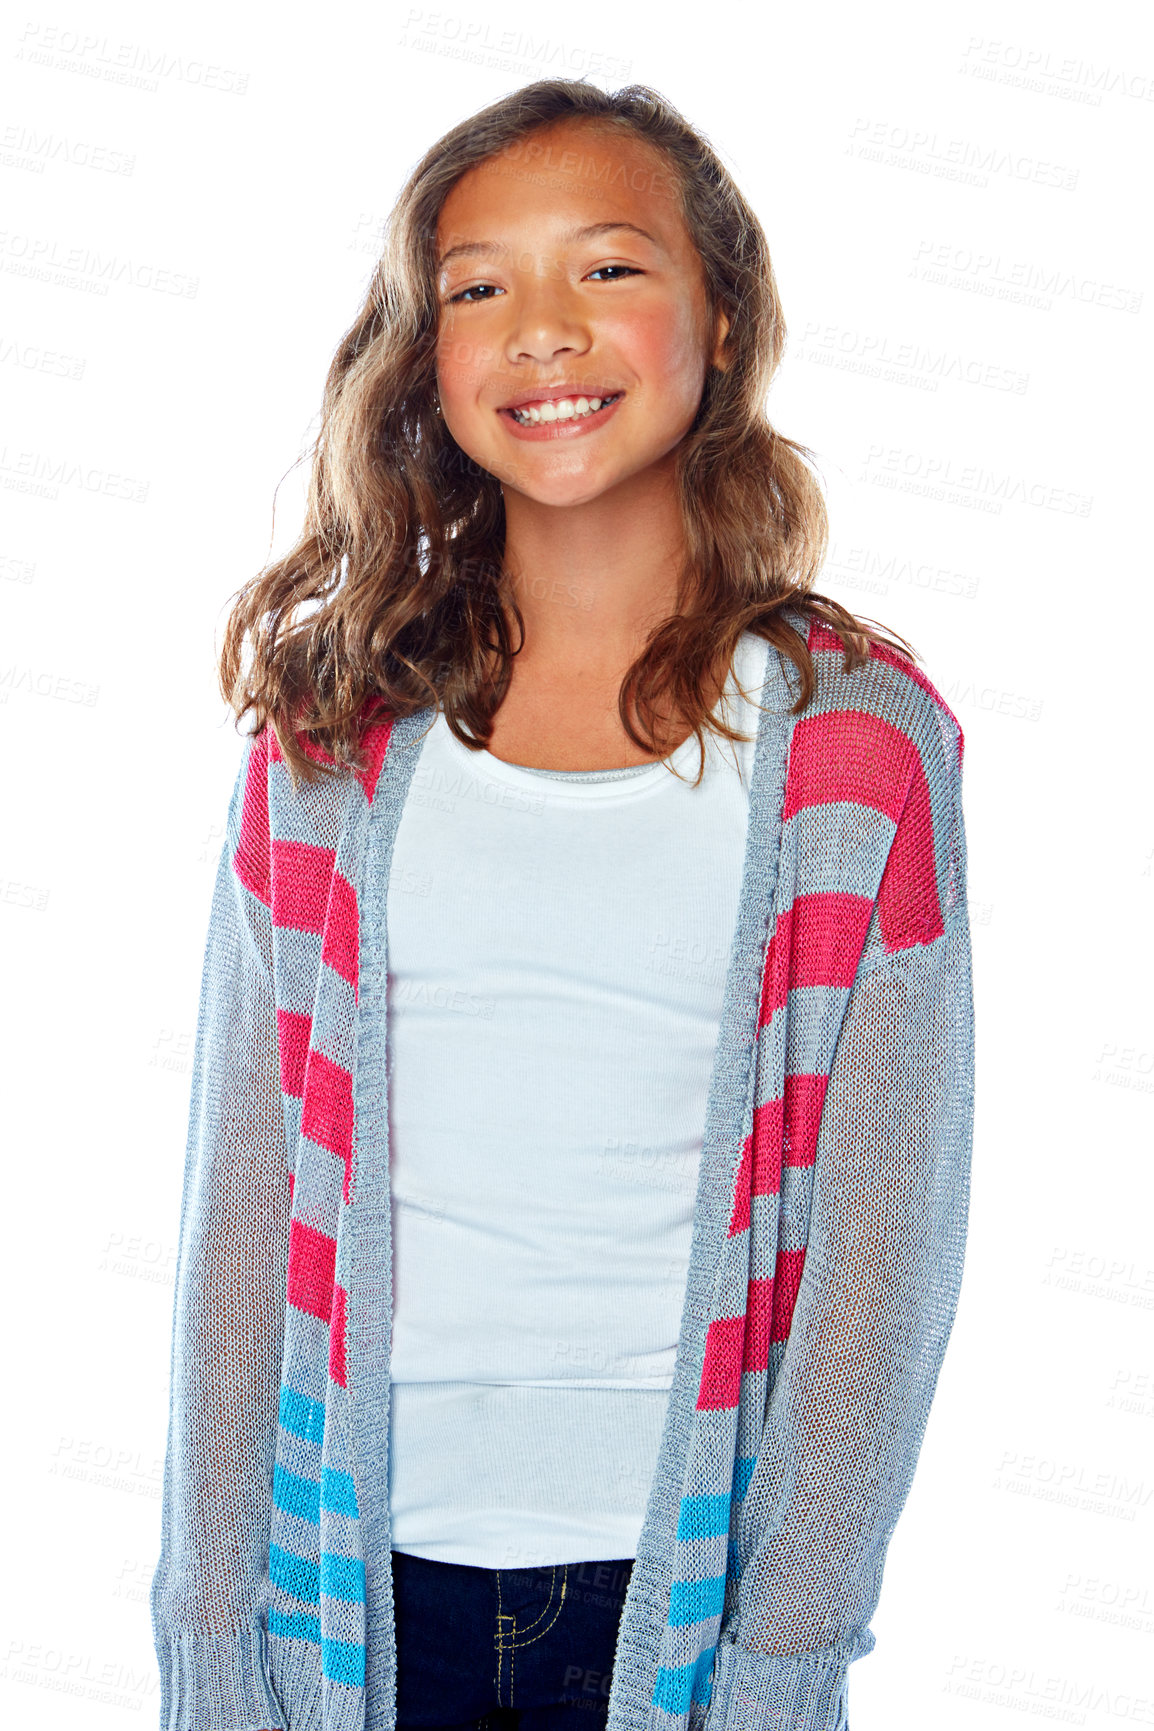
[{"left": 502, "top": 392, "right": 624, "bottom": 426}]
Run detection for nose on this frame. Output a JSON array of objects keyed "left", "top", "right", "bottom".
[{"left": 502, "top": 268, "right": 592, "bottom": 369}]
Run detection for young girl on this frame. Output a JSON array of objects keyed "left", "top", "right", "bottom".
[{"left": 151, "top": 80, "right": 974, "bottom": 1731}]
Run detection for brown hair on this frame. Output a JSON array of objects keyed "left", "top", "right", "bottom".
[{"left": 218, "top": 77, "right": 918, "bottom": 789}]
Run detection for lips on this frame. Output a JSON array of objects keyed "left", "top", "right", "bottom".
[
  {"left": 497, "top": 391, "right": 626, "bottom": 440},
  {"left": 498, "top": 386, "right": 625, "bottom": 412}
]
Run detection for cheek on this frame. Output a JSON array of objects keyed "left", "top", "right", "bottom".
[
  {"left": 609, "top": 306, "right": 706, "bottom": 399},
  {"left": 437, "top": 327, "right": 497, "bottom": 406}
]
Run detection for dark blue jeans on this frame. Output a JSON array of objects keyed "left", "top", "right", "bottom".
[{"left": 390, "top": 1549, "right": 635, "bottom": 1729}]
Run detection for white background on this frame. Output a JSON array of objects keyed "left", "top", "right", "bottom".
[{"left": 2, "top": 0, "right": 1152, "bottom": 1725}]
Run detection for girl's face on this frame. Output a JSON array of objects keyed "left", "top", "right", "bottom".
[{"left": 434, "top": 119, "right": 729, "bottom": 509}]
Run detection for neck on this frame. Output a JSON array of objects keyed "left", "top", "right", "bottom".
[{"left": 498, "top": 458, "right": 686, "bottom": 675}]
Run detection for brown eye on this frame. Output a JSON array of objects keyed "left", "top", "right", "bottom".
[{"left": 447, "top": 283, "right": 500, "bottom": 304}]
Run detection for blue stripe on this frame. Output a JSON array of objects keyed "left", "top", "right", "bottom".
[
  {"left": 271, "top": 1542, "right": 364, "bottom": 1609},
  {"left": 321, "top": 1634, "right": 366, "bottom": 1689},
  {"left": 280, "top": 1383, "right": 325, "bottom": 1449},
  {"left": 321, "top": 1551, "right": 366, "bottom": 1604},
  {"left": 733, "top": 1453, "right": 756, "bottom": 1499},
  {"left": 694, "top": 1649, "right": 716, "bottom": 1708},
  {"left": 322, "top": 1465, "right": 359, "bottom": 1518},
  {"left": 676, "top": 1493, "right": 730, "bottom": 1541},
  {"left": 274, "top": 1462, "right": 321, "bottom": 1525},
  {"left": 270, "top": 1541, "right": 319, "bottom": 1606},
  {"left": 271, "top": 1448, "right": 357, "bottom": 1522},
  {"left": 268, "top": 1606, "right": 321, "bottom": 1644},
  {"left": 266, "top": 1613, "right": 366, "bottom": 1690},
  {"left": 668, "top": 1573, "right": 725, "bottom": 1627},
  {"left": 652, "top": 1646, "right": 717, "bottom": 1714}
]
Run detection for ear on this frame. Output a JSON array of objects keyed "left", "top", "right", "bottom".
[{"left": 711, "top": 306, "right": 732, "bottom": 373}]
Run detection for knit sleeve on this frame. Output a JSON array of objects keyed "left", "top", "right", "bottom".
[
  {"left": 707, "top": 750, "right": 975, "bottom": 1727},
  {"left": 150, "top": 731, "right": 291, "bottom": 1731}
]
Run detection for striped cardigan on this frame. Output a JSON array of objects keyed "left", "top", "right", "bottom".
[{"left": 151, "top": 607, "right": 974, "bottom": 1731}]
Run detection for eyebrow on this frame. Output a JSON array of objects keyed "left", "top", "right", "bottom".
[{"left": 437, "top": 221, "right": 664, "bottom": 270}]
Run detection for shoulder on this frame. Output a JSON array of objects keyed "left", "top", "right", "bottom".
[
  {"left": 228, "top": 727, "right": 273, "bottom": 906},
  {"left": 783, "top": 613, "right": 967, "bottom": 953},
  {"left": 229, "top": 704, "right": 390, "bottom": 883},
  {"left": 787, "top": 613, "right": 963, "bottom": 817}
]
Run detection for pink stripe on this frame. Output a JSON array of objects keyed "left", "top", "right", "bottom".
[
  {"left": 770, "top": 1245, "right": 806, "bottom": 1343},
  {"left": 789, "top": 891, "right": 874, "bottom": 989},
  {"left": 267, "top": 700, "right": 396, "bottom": 805},
  {"left": 697, "top": 1312, "right": 746, "bottom": 1412},
  {"left": 287, "top": 1217, "right": 335, "bottom": 1324},
  {"left": 355, "top": 709, "right": 396, "bottom": 805},
  {"left": 330, "top": 1282, "right": 348, "bottom": 1388},
  {"left": 730, "top": 1091, "right": 787, "bottom": 1240},
  {"left": 758, "top": 901, "right": 795, "bottom": 1028},
  {"left": 857, "top": 633, "right": 965, "bottom": 756},
  {"left": 728, "top": 1131, "right": 754, "bottom": 1237},
  {"left": 783, "top": 1071, "right": 828, "bottom": 1169},
  {"left": 808, "top": 614, "right": 932, "bottom": 699},
  {"left": 743, "top": 1276, "right": 775, "bottom": 1374},
  {"left": 783, "top": 707, "right": 915, "bottom": 825},
  {"left": 300, "top": 1047, "right": 354, "bottom": 1200},
  {"left": 808, "top": 614, "right": 965, "bottom": 820},
  {"left": 807, "top": 617, "right": 842, "bottom": 654},
  {"left": 751, "top": 1096, "right": 784, "bottom": 1198},
  {"left": 759, "top": 896, "right": 873, "bottom": 1031},
  {"left": 276, "top": 1008, "right": 311, "bottom": 1100},
  {"left": 758, "top": 892, "right": 874, "bottom": 1027},
  {"left": 321, "top": 868, "right": 359, "bottom": 997},
  {"left": 732, "top": 1091, "right": 788, "bottom": 1241},
  {"left": 233, "top": 730, "right": 271, "bottom": 905},
  {"left": 877, "top": 754, "right": 944, "bottom": 950},
  {"left": 270, "top": 839, "right": 337, "bottom": 935}
]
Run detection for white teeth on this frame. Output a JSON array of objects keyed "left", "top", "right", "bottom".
[{"left": 509, "top": 394, "right": 619, "bottom": 424}]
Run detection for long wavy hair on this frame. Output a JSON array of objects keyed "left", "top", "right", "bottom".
[{"left": 219, "top": 77, "right": 917, "bottom": 790}]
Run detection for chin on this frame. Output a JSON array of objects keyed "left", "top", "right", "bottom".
[{"left": 509, "top": 473, "right": 622, "bottom": 509}]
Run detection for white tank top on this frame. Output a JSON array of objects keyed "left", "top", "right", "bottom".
[{"left": 385, "top": 631, "right": 772, "bottom": 1566}]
